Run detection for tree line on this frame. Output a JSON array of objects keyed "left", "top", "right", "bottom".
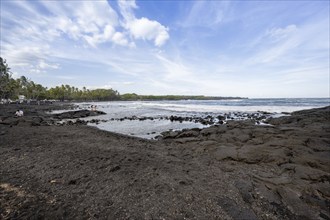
[
  {"left": 1, "top": 57, "right": 246, "bottom": 102},
  {"left": 120, "top": 93, "right": 246, "bottom": 101}
]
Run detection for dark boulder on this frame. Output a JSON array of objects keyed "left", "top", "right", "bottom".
[{"left": 53, "top": 110, "right": 106, "bottom": 119}]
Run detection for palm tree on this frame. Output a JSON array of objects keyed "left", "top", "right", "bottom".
[{"left": 0, "top": 57, "right": 12, "bottom": 99}]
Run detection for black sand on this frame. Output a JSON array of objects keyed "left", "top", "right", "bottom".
[{"left": 0, "top": 103, "right": 329, "bottom": 219}]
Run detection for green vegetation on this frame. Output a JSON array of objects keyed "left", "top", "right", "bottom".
[
  {"left": 0, "top": 57, "right": 14, "bottom": 100},
  {"left": 0, "top": 57, "right": 246, "bottom": 102},
  {"left": 46, "top": 86, "right": 120, "bottom": 101}
]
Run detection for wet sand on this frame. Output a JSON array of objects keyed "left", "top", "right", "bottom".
[{"left": 0, "top": 103, "right": 329, "bottom": 219}]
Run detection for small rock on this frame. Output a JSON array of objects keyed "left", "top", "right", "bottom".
[
  {"left": 109, "top": 165, "right": 121, "bottom": 172},
  {"left": 68, "top": 179, "right": 77, "bottom": 185}
]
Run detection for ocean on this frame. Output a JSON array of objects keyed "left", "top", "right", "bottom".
[{"left": 72, "top": 98, "right": 329, "bottom": 139}]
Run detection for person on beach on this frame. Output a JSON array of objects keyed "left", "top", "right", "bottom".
[{"left": 15, "top": 110, "right": 24, "bottom": 117}]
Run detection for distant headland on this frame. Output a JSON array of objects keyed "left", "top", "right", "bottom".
[{"left": 119, "top": 94, "right": 247, "bottom": 101}]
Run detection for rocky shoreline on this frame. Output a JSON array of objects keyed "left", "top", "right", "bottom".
[
  {"left": 0, "top": 103, "right": 329, "bottom": 219},
  {"left": 0, "top": 105, "right": 106, "bottom": 127},
  {"left": 1, "top": 104, "right": 282, "bottom": 138},
  {"left": 94, "top": 110, "right": 276, "bottom": 126}
]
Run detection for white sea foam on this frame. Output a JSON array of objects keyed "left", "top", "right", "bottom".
[{"left": 126, "top": 101, "right": 321, "bottom": 113}]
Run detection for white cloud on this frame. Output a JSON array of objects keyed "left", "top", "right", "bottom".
[
  {"left": 117, "top": 0, "right": 137, "bottom": 22},
  {"left": 112, "top": 32, "right": 130, "bottom": 46},
  {"left": 3, "top": 44, "right": 51, "bottom": 66},
  {"left": 267, "top": 25, "right": 298, "bottom": 42},
  {"left": 118, "top": 0, "right": 170, "bottom": 47},
  {"left": 2, "top": 0, "right": 169, "bottom": 55},
  {"left": 38, "top": 60, "right": 60, "bottom": 70},
  {"left": 38, "top": 0, "right": 170, "bottom": 48},
  {"left": 1, "top": 0, "right": 169, "bottom": 79},
  {"left": 48, "top": 1, "right": 129, "bottom": 47},
  {"left": 245, "top": 25, "right": 303, "bottom": 64},
  {"left": 56, "top": 17, "right": 81, "bottom": 40},
  {"left": 88, "top": 81, "right": 135, "bottom": 90},
  {"left": 244, "top": 15, "right": 329, "bottom": 67},
  {"left": 180, "top": 1, "right": 230, "bottom": 28},
  {"left": 129, "top": 18, "right": 169, "bottom": 46},
  {"left": 155, "top": 54, "right": 192, "bottom": 80},
  {"left": 28, "top": 60, "right": 60, "bottom": 74}
]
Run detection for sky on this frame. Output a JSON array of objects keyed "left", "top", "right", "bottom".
[{"left": 0, "top": 0, "right": 329, "bottom": 98}]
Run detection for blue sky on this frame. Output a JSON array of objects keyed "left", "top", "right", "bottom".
[{"left": 1, "top": 0, "right": 329, "bottom": 98}]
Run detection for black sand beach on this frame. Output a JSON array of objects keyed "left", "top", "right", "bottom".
[{"left": 0, "top": 103, "right": 329, "bottom": 219}]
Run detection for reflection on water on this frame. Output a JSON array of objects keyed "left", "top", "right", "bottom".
[{"left": 88, "top": 119, "right": 207, "bottom": 139}]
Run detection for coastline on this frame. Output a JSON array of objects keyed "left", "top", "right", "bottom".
[
  {"left": 0, "top": 103, "right": 329, "bottom": 219},
  {"left": 63, "top": 98, "right": 330, "bottom": 139}
]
